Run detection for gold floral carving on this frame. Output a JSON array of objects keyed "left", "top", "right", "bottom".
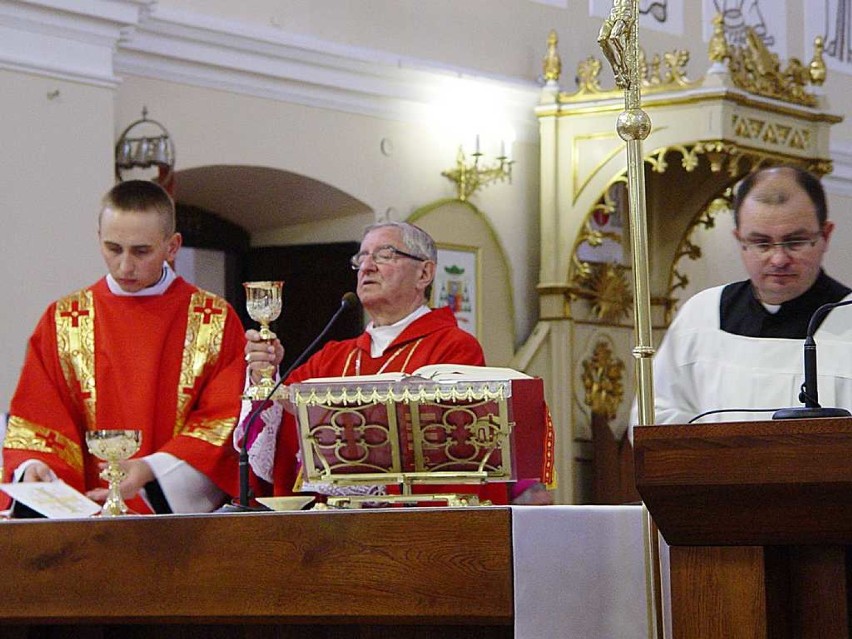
[
  {"left": 581, "top": 340, "right": 625, "bottom": 419},
  {"left": 723, "top": 23, "right": 824, "bottom": 107},
  {"left": 553, "top": 11, "right": 826, "bottom": 107},
  {"left": 5, "top": 415, "right": 84, "bottom": 473},
  {"left": 668, "top": 196, "right": 729, "bottom": 313},
  {"left": 576, "top": 57, "right": 604, "bottom": 94},
  {"left": 569, "top": 261, "right": 632, "bottom": 324},
  {"left": 55, "top": 289, "right": 97, "bottom": 430},
  {"left": 560, "top": 47, "right": 696, "bottom": 102}
]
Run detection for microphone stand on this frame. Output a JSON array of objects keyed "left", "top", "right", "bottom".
[
  {"left": 773, "top": 298, "right": 852, "bottom": 420},
  {"left": 229, "top": 293, "right": 360, "bottom": 511}
]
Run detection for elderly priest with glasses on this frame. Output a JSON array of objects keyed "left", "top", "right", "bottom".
[
  {"left": 237, "top": 221, "right": 510, "bottom": 504},
  {"left": 634, "top": 165, "right": 852, "bottom": 431}
]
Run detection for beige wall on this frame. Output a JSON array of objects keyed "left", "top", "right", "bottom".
[{"left": 1, "top": 68, "right": 114, "bottom": 408}]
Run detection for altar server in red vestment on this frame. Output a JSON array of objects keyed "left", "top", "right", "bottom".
[
  {"left": 238, "top": 221, "right": 511, "bottom": 504},
  {"left": 3, "top": 180, "right": 246, "bottom": 514}
]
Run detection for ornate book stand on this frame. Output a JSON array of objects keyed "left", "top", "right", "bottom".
[{"left": 288, "top": 370, "right": 546, "bottom": 507}]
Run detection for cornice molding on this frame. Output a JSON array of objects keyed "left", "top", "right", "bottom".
[
  {"left": 113, "top": 5, "right": 541, "bottom": 140},
  {"left": 0, "top": 0, "right": 151, "bottom": 86}
]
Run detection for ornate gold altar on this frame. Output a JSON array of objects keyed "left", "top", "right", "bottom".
[{"left": 513, "top": 16, "right": 842, "bottom": 505}]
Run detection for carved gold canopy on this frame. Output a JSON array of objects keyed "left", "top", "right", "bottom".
[{"left": 536, "top": 23, "right": 841, "bottom": 327}]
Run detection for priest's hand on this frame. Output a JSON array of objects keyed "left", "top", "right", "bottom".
[
  {"left": 21, "top": 462, "right": 54, "bottom": 482},
  {"left": 244, "top": 329, "right": 284, "bottom": 384},
  {"left": 86, "top": 458, "right": 155, "bottom": 503}
]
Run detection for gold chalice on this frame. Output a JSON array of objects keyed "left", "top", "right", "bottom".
[
  {"left": 243, "top": 280, "right": 285, "bottom": 400},
  {"left": 85, "top": 429, "right": 142, "bottom": 517}
]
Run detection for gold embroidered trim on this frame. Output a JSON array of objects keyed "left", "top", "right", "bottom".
[
  {"left": 174, "top": 291, "right": 227, "bottom": 440},
  {"left": 181, "top": 417, "right": 236, "bottom": 447},
  {"left": 55, "top": 289, "right": 96, "bottom": 429},
  {"left": 352, "top": 338, "right": 425, "bottom": 376},
  {"left": 5, "top": 415, "right": 84, "bottom": 473},
  {"left": 341, "top": 349, "right": 358, "bottom": 376},
  {"left": 398, "top": 338, "right": 423, "bottom": 373}
]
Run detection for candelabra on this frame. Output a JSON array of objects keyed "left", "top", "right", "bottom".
[{"left": 441, "top": 142, "right": 513, "bottom": 202}]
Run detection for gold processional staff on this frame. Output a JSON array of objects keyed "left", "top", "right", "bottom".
[{"left": 598, "top": 2, "right": 662, "bottom": 638}]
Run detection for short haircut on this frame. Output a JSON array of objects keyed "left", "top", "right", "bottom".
[
  {"left": 733, "top": 165, "right": 828, "bottom": 228},
  {"left": 363, "top": 221, "right": 437, "bottom": 262},
  {"left": 99, "top": 180, "right": 176, "bottom": 236}
]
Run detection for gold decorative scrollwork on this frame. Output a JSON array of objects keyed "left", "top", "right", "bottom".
[
  {"left": 723, "top": 20, "right": 824, "bottom": 108},
  {"left": 732, "top": 115, "right": 811, "bottom": 151},
  {"left": 668, "top": 196, "right": 730, "bottom": 305},
  {"left": 569, "top": 261, "right": 633, "bottom": 324},
  {"left": 581, "top": 340, "right": 625, "bottom": 419},
  {"left": 560, "top": 47, "right": 695, "bottom": 102},
  {"left": 576, "top": 57, "right": 604, "bottom": 94}
]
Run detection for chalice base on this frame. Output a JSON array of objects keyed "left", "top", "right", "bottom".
[{"left": 95, "top": 503, "right": 139, "bottom": 517}]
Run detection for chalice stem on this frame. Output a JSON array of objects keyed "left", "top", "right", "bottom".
[{"left": 101, "top": 461, "right": 129, "bottom": 516}]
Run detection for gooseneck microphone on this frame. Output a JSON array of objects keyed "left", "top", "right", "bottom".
[
  {"left": 772, "top": 298, "right": 852, "bottom": 420},
  {"left": 235, "top": 292, "right": 360, "bottom": 509}
]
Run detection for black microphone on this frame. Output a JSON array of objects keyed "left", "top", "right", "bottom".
[
  {"left": 773, "top": 298, "right": 852, "bottom": 420},
  {"left": 233, "top": 291, "right": 360, "bottom": 510}
]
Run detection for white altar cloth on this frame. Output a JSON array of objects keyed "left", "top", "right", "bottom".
[{"left": 512, "top": 505, "right": 663, "bottom": 639}]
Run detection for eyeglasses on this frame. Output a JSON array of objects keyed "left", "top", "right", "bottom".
[
  {"left": 350, "top": 244, "right": 427, "bottom": 270},
  {"left": 739, "top": 232, "right": 823, "bottom": 256}
]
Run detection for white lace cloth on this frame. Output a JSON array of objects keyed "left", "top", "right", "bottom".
[{"left": 233, "top": 401, "right": 282, "bottom": 484}]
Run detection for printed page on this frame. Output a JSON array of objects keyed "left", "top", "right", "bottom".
[
  {"left": 1, "top": 481, "right": 101, "bottom": 519},
  {"left": 412, "top": 364, "right": 533, "bottom": 381}
]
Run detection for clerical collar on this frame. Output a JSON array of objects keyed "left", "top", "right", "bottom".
[
  {"left": 720, "top": 270, "right": 851, "bottom": 339},
  {"left": 106, "top": 262, "right": 177, "bottom": 297},
  {"left": 366, "top": 305, "right": 430, "bottom": 357}
]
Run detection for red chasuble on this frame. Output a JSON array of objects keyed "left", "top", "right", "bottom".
[
  {"left": 3, "top": 277, "right": 247, "bottom": 509},
  {"left": 271, "top": 307, "right": 510, "bottom": 504}
]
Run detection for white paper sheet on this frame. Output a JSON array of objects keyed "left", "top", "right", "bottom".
[{"left": 1, "top": 481, "right": 101, "bottom": 519}]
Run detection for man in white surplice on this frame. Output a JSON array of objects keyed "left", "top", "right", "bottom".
[{"left": 633, "top": 165, "right": 852, "bottom": 432}]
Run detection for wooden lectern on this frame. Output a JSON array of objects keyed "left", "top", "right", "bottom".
[{"left": 634, "top": 418, "right": 852, "bottom": 639}]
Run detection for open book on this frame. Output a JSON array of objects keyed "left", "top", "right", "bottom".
[{"left": 301, "top": 364, "right": 532, "bottom": 385}]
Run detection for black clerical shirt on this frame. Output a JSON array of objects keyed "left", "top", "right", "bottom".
[{"left": 720, "top": 270, "right": 851, "bottom": 339}]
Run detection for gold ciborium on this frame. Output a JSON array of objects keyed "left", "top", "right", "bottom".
[
  {"left": 243, "top": 280, "right": 285, "bottom": 401},
  {"left": 85, "top": 429, "right": 142, "bottom": 517}
]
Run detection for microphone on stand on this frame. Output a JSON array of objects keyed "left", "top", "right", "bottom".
[
  {"left": 772, "top": 298, "right": 852, "bottom": 420},
  {"left": 232, "top": 291, "right": 360, "bottom": 510}
]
